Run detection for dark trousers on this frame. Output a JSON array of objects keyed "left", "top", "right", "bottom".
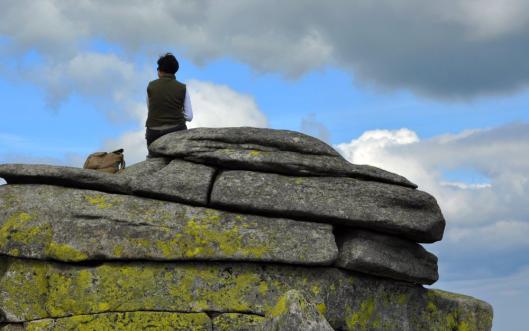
[{"left": 146, "top": 124, "right": 187, "bottom": 147}]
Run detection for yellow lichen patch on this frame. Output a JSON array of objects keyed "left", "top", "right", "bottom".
[
  {"left": 83, "top": 194, "right": 114, "bottom": 209},
  {"left": 213, "top": 313, "right": 265, "bottom": 331},
  {"left": 25, "top": 312, "right": 212, "bottom": 331},
  {"left": 248, "top": 150, "right": 262, "bottom": 157},
  {"left": 153, "top": 215, "right": 271, "bottom": 259},
  {"left": 397, "top": 293, "right": 408, "bottom": 305},
  {"left": 311, "top": 285, "right": 321, "bottom": 296},
  {"left": 0, "top": 212, "right": 33, "bottom": 246},
  {"left": 45, "top": 242, "right": 88, "bottom": 262},
  {"left": 0, "top": 259, "right": 49, "bottom": 321},
  {"left": 113, "top": 244, "right": 124, "bottom": 257},
  {"left": 166, "top": 266, "right": 263, "bottom": 313},
  {"left": 269, "top": 294, "right": 288, "bottom": 318},
  {"left": 258, "top": 281, "right": 269, "bottom": 295},
  {"left": 346, "top": 298, "right": 377, "bottom": 331},
  {"left": 458, "top": 320, "right": 471, "bottom": 331},
  {"left": 0, "top": 212, "right": 53, "bottom": 257},
  {"left": 427, "top": 301, "right": 438, "bottom": 313},
  {"left": 316, "top": 303, "right": 327, "bottom": 315}
]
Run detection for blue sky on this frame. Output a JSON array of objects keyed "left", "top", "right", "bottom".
[{"left": 1, "top": 1, "right": 529, "bottom": 330}]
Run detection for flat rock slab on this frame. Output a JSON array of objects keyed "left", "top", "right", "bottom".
[
  {"left": 128, "top": 159, "right": 216, "bottom": 205},
  {"left": 150, "top": 127, "right": 341, "bottom": 156},
  {"left": 0, "top": 164, "right": 131, "bottom": 194},
  {"left": 118, "top": 157, "right": 169, "bottom": 178},
  {"left": 149, "top": 127, "right": 417, "bottom": 188},
  {"left": 211, "top": 171, "right": 445, "bottom": 243},
  {"left": 0, "top": 160, "right": 216, "bottom": 206},
  {"left": 0, "top": 185, "right": 337, "bottom": 264},
  {"left": 212, "top": 313, "right": 264, "bottom": 331},
  {"left": 1, "top": 312, "right": 212, "bottom": 330},
  {"left": 336, "top": 230, "right": 439, "bottom": 285},
  {"left": 0, "top": 258, "right": 493, "bottom": 331},
  {"left": 262, "top": 290, "right": 334, "bottom": 331}
]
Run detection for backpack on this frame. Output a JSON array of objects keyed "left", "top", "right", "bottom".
[{"left": 83, "top": 149, "right": 126, "bottom": 174}]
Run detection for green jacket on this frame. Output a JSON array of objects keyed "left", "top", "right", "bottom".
[{"left": 146, "top": 74, "right": 186, "bottom": 128}]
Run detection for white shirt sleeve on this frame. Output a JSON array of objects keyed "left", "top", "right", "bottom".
[{"left": 184, "top": 89, "right": 193, "bottom": 122}]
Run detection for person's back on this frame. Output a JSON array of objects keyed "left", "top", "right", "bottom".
[{"left": 145, "top": 53, "right": 193, "bottom": 148}]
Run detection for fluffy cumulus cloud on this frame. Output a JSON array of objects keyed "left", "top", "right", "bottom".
[
  {"left": 104, "top": 80, "right": 267, "bottom": 165},
  {"left": 33, "top": 52, "right": 150, "bottom": 114},
  {"left": 336, "top": 123, "right": 529, "bottom": 281},
  {"left": 2, "top": 0, "right": 529, "bottom": 98}
]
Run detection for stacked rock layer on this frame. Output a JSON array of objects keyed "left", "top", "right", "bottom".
[{"left": 0, "top": 127, "right": 492, "bottom": 330}]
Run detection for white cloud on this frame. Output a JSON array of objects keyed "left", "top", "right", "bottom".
[
  {"left": 446, "top": 220, "right": 529, "bottom": 253},
  {"left": 105, "top": 80, "right": 268, "bottom": 165},
  {"left": 336, "top": 128, "right": 419, "bottom": 164},
  {"left": 335, "top": 123, "right": 529, "bottom": 281},
  {"left": 25, "top": 52, "right": 149, "bottom": 119},
  {"left": 438, "top": 0, "right": 529, "bottom": 39},
  {"left": 187, "top": 80, "right": 268, "bottom": 128},
  {"left": 2, "top": 1, "right": 529, "bottom": 97}
]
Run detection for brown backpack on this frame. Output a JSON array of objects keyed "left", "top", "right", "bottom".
[{"left": 83, "top": 149, "right": 126, "bottom": 173}]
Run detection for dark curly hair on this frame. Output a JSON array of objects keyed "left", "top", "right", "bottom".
[{"left": 157, "top": 53, "right": 179, "bottom": 74}]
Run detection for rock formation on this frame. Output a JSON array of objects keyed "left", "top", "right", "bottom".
[{"left": 0, "top": 127, "right": 493, "bottom": 330}]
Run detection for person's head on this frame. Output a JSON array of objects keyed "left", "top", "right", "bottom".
[{"left": 157, "top": 53, "right": 179, "bottom": 75}]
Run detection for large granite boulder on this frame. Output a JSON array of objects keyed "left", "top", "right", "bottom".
[
  {"left": 0, "top": 185, "right": 337, "bottom": 265},
  {"left": 0, "top": 127, "right": 492, "bottom": 330},
  {"left": 0, "top": 258, "right": 492, "bottom": 330},
  {"left": 336, "top": 230, "right": 439, "bottom": 285},
  {"left": 127, "top": 158, "right": 216, "bottom": 205},
  {"left": 0, "top": 159, "right": 216, "bottom": 206},
  {"left": 0, "top": 163, "right": 131, "bottom": 194},
  {"left": 148, "top": 127, "right": 417, "bottom": 188},
  {"left": 211, "top": 170, "right": 445, "bottom": 243}
]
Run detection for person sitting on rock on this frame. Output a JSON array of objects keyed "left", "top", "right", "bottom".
[{"left": 145, "top": 53, "right": 193, "bottom": 148}]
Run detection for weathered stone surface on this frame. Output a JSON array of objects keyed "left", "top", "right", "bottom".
[
  {"left": 212, "top": 313, "right": 264, "bottom": 331},
  {"left": 0, "top": 258, "right": 493, "bottom": 330},
  {"left": 4, "top": 312, "right": 212, "bottom": 330},
  {"left": 0, "top": 159, "right": 216, "bottom": 206},
  {"left": 211, "top": 171, "right": 445, "bottom": 243},
  {"left": 0, "top": 164, "right": 130, "bottom": 194},
  {"left": 0, "top": 325, "right": 24, "bottom": 331},
  {"left": 336, "top": 230, "right": 439, "bottom": 285},
  {"left": 148, "top": 127, "right": 417, "bottom": 188},
  {"left": 118, "top": 157, "right": 169, "bottom": 179},
  {"left": 150, "top": 127, "right": 341, "bottom": 156},
  {"left": 0, "top": 185, "right": 337, "bottom": 264},
  {"left": 128, "top": 159, "right": 216, "bottom": 205},
  {"left": 262, "top": 290, "right": 334, "bottom": 331}
]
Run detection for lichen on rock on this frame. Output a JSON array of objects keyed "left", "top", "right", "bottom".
[
  {"left": 0, "top": 127, "right": 492, "bottom": 330},
  {"left": 2, "top": 312, "right": 212, "bottom": 331}
]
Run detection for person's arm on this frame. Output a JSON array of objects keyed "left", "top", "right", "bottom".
[{"left": 183, "top": 89, "right": 193, "bottom": 121}]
